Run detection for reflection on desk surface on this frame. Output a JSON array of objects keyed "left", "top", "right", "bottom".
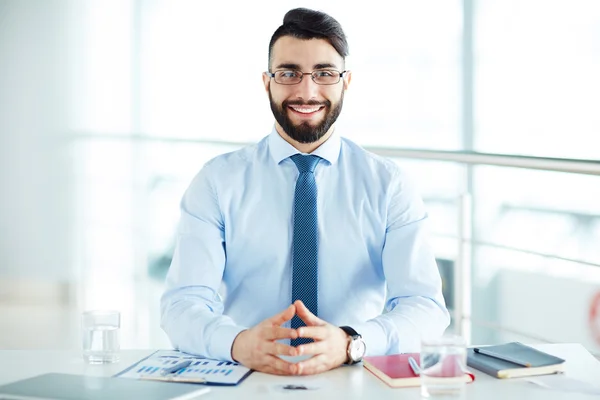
[{"left": 0, "top": 344, "right": 598, "bottom": 400}]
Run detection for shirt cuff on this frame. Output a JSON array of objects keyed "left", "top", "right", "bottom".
[
  {"left": 350, "top": 320, "right": 388, "bottom": 356},
  {"left": 209, "top": 324, "right": 247, "bottom": 362}
]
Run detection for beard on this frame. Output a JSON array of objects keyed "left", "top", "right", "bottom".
[{"left": 268, "top": 89, "right": 344, "bottom": 144}]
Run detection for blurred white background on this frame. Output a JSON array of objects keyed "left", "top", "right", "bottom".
[{"left": 1, "top": 0, "right": 599, "bottom": 355}]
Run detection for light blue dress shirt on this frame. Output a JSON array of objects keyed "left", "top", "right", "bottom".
[{"left": 161, "top": 127, "right": 450, "bottom": 361}]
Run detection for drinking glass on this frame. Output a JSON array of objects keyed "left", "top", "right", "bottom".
[
  {"left": 420, "top": 335, "right": 467, "bottom": 398},
  {"left": 81, "top": 310, "right": 120, "bottom": 364}
]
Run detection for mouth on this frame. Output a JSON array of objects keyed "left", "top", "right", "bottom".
[{"left": 287, "top": 104, "right": 326, "bottom": 118}]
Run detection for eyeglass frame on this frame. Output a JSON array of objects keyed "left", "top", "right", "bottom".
[{"left": 267, "top": 69, "right": 348, "bottom": 85}]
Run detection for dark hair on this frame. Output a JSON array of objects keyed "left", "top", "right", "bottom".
[{"left": 268, "top": 8, "right": 349, "bottom": 69}]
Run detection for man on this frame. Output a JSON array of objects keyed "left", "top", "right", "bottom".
[{"left": 161, "top": 7, "right": 449, "bottom": 376}]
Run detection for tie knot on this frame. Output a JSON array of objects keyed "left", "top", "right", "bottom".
[{"left": 291, "top": 154, "right": 321, "bottom": 173}]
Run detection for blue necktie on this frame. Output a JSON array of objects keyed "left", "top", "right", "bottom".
[{"left": 290, "top": 154, "right": 320, "bottom": 346}]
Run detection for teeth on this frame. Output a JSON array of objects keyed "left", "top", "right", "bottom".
[{"left": 290, "top": 106, "right": 321, "bottom": 114}]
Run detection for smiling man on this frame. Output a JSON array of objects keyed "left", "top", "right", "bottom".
[
  {"left": 160, "top": 8, "right": 450, "bottom": 376},
  {"left": 266, "top": 36, "right": 345, "bottom": 149}
]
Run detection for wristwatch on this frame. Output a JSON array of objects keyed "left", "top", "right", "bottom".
[{"left": 340, "top": 326, "right": 366, "bottom": 365}]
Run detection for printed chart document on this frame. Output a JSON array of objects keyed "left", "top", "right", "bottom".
[{"left": 115, "top": 350, "right": 253, "bottom": 386}]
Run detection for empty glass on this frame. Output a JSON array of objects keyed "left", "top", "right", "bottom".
[
  {"left": 81, "top": 310, "right": 120, "bottom": 364},
  {"left": 420, "top": 335, "right": 467, "bottom": 398}
]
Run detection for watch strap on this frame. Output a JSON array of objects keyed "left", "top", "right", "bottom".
[
  {"left": 340, "top": 326, "right": 360, "bottom": 338},
  {"left": 340, "top": 326, "right": 362, "bottom": 365}
]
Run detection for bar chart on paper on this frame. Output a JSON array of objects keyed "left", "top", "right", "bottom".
[
  {"left": 142, "top": 358, "right": 237, "bottom": 376},
  {"left": 115, "top": 350, "right": 253, "bottom": 385}
]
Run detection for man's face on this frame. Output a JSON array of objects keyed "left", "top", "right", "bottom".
[{"left": 263, "top": 36, "right": 350, "bottom": 144}]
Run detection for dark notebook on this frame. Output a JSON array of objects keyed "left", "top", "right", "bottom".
[
  {"left": 0, "top": 373, "right": 210, "bottom": 400},
  {"left": 467, "top": 342, "right": 565, "bottom": 379}
]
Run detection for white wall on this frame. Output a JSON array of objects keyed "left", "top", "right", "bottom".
[
  {"left": 498, "top": 267, "right": 600, "bottom": 354},
  {"left": 0, "top": 1, "right": 74, "bottom": 285}
]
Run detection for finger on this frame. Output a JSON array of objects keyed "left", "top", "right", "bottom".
[
  {"left": 296, "top": 354, "right": 330, "bottom": 376},
  {"left": 294, "top": 300, "right": 324, "bottom": 326},
  {"left": 260, "top": 366, "right": 290, "bottom": 376},
  {"left": 262, "top": 354, "right": 297, "bottom": 375},
  {"left": 297, "top": 326, "right": 329, "bottom": 341},
  {"left": 271, "top": 341, "right": 299, "bottom": 357},
  {"left": 266, "top": 304, "right": 296, "bottom": 326},
  {"left": 264, "top": 325, "right": 298, "bottom": 341},
  {"left": 295, "top": 340, "right": 327, "bottom": 356}
]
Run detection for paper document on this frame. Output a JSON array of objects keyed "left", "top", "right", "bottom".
[{"left": 115, "top": 350, "right": 253, "bottom": 386}]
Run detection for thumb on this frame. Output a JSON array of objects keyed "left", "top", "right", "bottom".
[
  {"left": 267, "top": 304, "right": 296, "bottom": 326},
  {"left": 294, "top": 300, "right": 324, "bottom": 326}
]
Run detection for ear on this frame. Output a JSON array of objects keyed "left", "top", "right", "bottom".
[
  {"left": 343, "top": 70, "right": 352, "bottom": 91},
  {"left": 262, "top": 72, "right": 271, "bottom": 94}
]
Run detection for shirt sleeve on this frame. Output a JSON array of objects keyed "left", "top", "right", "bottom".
[
  {"left": 352, "top": 169, "right": 451, "bottom": 355},
  {"left": 160, "top": 165, "right": 246, "bottom": 361}
]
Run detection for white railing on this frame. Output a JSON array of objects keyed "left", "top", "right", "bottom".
[{"left": 72, "top": 133, "right": 600, "bottom": 176}]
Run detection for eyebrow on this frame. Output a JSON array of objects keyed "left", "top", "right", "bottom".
[
  {"left": 313, "top": 63, "right": 338, "bottom": 70},
  {"left": 274, "top": 62, "right": 340, "bottom": 70}
]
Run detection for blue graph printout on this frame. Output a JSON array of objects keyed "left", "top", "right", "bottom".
[{"left": 115, "top": 349, "right": 253, "bottom": 386}]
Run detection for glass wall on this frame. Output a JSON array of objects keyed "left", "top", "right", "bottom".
[
  {"left": 471, "top": 166, "right": 600, "bottom": 349},
  {"left": 474, "top": 0, "right": 600, "bottom": 159},
  {"left": 69, "top": 0, "right": 466, "bottom": 348},
  {"left": 138, "top": 0, "right": 463, "bottom": 149},
  {"left": 471, "top": 0, "right": 600, "bottom": 353},
  {"left": 1, "top": 0, "right": 599, "bottom": 353},
  {"left": 50, "top": 1, "right": 600, "bottom": 353}
]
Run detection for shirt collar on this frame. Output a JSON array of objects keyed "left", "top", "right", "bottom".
[{"left": 268, "top": 125, "right": 341, "bottom": 166}]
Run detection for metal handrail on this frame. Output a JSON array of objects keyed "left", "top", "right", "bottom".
[
  {"left": 74, "top": 132, "right": 600, "bottom": 264},
  {"left": 368, "top": 147, "right": 600, "bottom": 176},
  {"left": 72, "top": 133, "right": 600, "bottom": 176}
]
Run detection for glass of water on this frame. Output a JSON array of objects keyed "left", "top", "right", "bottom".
[
  {"left": 420, "top": 335, "right": 467, "bottom": 399},
  {"left": 81, "top": 310, "right": 120, "bottom": 364}
]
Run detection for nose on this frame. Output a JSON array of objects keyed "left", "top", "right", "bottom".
[{"left": 293, "top": 74, "right": 320, "bottom": 101}]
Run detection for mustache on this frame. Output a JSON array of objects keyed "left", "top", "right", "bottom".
[{"left": 283, "top": 99, "right": 331, "bottom": 108}]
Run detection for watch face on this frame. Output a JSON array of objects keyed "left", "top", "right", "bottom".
[{"left": 349, "top": 337, "right": 366, "bottom": 362}]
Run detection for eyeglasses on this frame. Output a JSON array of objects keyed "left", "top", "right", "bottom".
[{"left": 267, "top": 69, "right": 347, "bottom": 85}]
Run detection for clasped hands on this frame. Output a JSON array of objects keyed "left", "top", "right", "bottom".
[{"left": 231, "top": 300, "right": 349, "bottom": 375}]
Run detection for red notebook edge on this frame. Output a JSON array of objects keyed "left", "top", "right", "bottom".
[
  {"left": 362, "top": 353, "right": 421, "bottom": 388},
  {"left": 363, "top": 353, "right": 475, "bottom": 389}
]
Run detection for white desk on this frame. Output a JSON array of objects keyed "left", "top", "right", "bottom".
[{"left": 1, "top": 344, "right": 599, "bottom": 399}]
